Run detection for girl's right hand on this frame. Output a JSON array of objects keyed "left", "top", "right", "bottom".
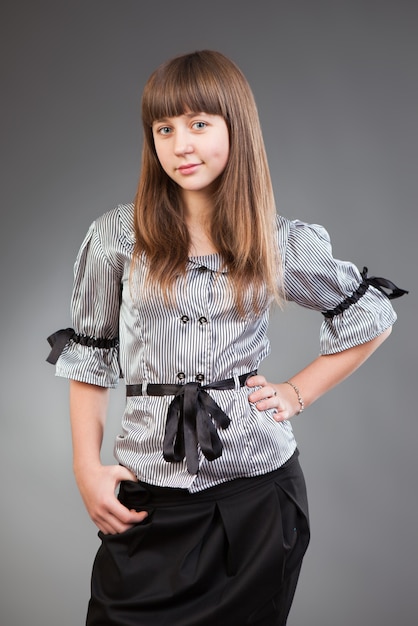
[{"left": 74, "top": 463, "right": 148, "bottom": 534}]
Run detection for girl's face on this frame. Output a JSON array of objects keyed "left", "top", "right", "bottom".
[{"left": 152, "top": 112, "right": 229, "bottom": 199}]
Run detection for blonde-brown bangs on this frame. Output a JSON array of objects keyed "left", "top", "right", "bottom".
[{"left": 141, "top": 52, "right": 230, "bottom": 128}]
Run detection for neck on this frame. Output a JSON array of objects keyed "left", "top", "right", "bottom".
[
  {"left": 181, "top": 190, "right": 218, "bottom": 256},
  {"left": 181, "top": 189, "right": 214, "bottom": 223}
]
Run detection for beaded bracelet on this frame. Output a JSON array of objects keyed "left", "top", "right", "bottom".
[{"left": 284, "top": 380, "right": 305, "bottom": 415}]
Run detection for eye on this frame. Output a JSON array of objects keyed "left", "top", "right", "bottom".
[
  {"left": 192, "top": 121, "right": 207, "bottom": 130},
  {"left": 157, "top": 126, "right": 172, "bottom": 136}
]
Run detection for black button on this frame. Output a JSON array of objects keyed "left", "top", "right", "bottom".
[
  {"left": 177, "top": 372, "right": 186, "bottom": 380},
  {"left": 180, "top": 315, "right": 190, "bottom": 324},
  {"left": 198, "top": 265, "right": 208, "bottom": 272},
  {"left": 195, "top": 373, "right": 205, "bottom": 382},
  {"left": 198, "top": 316, "right": 208, "bottom": 325}
]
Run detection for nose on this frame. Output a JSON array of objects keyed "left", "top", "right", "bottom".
[{"left": 173, "top": 128, "right": 194, "bottom": 156}]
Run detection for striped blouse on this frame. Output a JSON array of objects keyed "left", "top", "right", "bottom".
[{"left": 52, "top": 203, "right": 397, "bottom": 492}]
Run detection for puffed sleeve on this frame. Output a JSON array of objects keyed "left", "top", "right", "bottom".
[
  {"left": 50, "top": 218, "right": 122, "bottom": 387},
  {"left": 278, "top": 217, "right": 406, "bottom": 355}
]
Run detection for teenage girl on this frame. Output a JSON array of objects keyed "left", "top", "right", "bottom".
[{"left": 47, "top": 50, "right": 406, "bottom": 626}]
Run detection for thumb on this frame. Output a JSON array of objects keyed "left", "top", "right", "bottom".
[{"left": 114, "top": 465, "right": 139, "bottom": 483}]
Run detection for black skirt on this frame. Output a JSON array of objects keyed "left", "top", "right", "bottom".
[{"left": 86, "top": 451, "right": 310, "bottom": 626}]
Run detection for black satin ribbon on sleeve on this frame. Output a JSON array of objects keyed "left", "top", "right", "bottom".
[
  {"left": 126, "top": 371, "right": 256, "bottom": 475},
  {"left": 46, "top": 328, "right": 76, "bottom": 364},
  {"left": 46, "top": 328, "right": 119, "bottom": 364},
  {"left": 323, "top": 267, "right": 408, "bottom": 319},
  {"left": 361, "top": 266, "right": 409, "bottom": 300}
]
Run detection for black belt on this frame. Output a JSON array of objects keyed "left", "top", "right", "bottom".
[{"left": 126, "top": 371, "right": 257, "bottom": 475}]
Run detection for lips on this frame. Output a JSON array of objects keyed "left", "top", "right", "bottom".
[{"left": 177, "top": 163, "right": 201, "bottom": 174}]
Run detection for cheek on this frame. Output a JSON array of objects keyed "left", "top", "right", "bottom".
[
  {"left": 216, "top": 142, "right": 230, "bottom": 171},
  {"left": 154, "top": 144, "right": 170, "bottom": 171},
  {"left": 153, "top": 142, "right": 163, "bottom": 162},
  {"left": 218, "top": 126, "right": 230, "bottom": 166},
  {"left": 210, "top": 134, "right": 229, "bottom": 168}
]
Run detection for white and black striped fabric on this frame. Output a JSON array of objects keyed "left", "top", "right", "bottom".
[{"left": 54, "top": 203, "right": 396, "bottom": 492}]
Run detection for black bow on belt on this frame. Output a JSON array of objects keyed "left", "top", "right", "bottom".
[
  {"left": 126, "top": 372, "right": 256, "bottom": 475},
  {"left": 163, "top": 382, "right": 231, "bottom": 475}
]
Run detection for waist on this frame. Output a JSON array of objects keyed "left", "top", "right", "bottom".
[
  {"left": 126, "top": 370, "right": 257, "bottom": 397},
  {"left": 120, "top": 449, "right": 300, "bottom": 507}
]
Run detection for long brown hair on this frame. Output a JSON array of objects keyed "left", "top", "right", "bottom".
[{"left": 134, "top": 50, "right": 282, "bottom": 315}]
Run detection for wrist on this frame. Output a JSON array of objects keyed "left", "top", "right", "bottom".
[{"left": 283, "top": 380, "right": 304, "bottom": 415}]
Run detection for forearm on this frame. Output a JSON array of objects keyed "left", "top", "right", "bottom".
[
  {"left": 69, "top": 379, "right": 147, "bottom": 533},
  {"left": 69, "top": 379, "right": 110, "bottom": 475},
  {"left": 247, "top": 327, "right": 392, "bottom": 420},
  {"left": 287, "top": 326, "right": 392, "bottom": 410}
]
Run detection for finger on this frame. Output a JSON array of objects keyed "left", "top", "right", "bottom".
[
  {"left": 246, "top": 375, "right": 267, "bottom": 388},
  {"left": 115, "top": 509, "right": 149, "bottom": 533},
  {"left": 273, "top": 408, "right": 291, "bottom": 422},
  {"left": 98, "top": 515, "right": 124, "bottom": 535},
  {"left": 99, "top": 507, "right": 149, "bottom": 535},
  {"left": 99, "top": 516, "right": 135, "bottom": 535},
  {"left": 248, "top": 385, "right": 277, "bottom": 404},
  {"left": 110, "top": 497, "right": 149, "bottom": 524}
]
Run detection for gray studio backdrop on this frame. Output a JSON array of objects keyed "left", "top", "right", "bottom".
[{"left": 1, "top": 1, "right": 416, "bottom": 625}]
